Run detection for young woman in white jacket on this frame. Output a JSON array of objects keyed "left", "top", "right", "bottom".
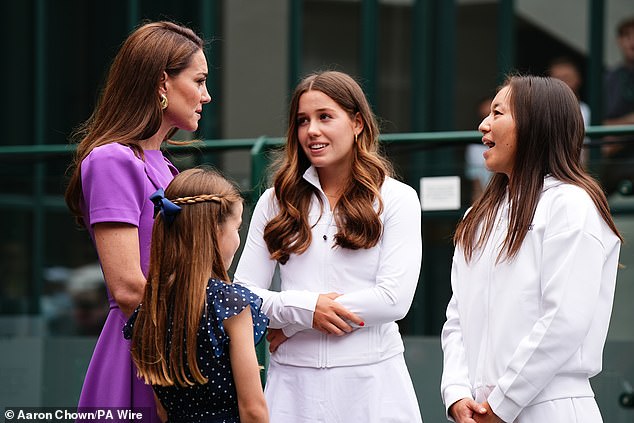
[
  {"left": 441, "top": 75, "right": 622, "bottom": 423},
  {"left": 234, "top": 71, "right": 423, "bottom": 422}
]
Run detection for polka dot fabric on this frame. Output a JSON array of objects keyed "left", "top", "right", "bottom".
[{"left": 123, "top": 278, "right": 268, "bottom": 423}]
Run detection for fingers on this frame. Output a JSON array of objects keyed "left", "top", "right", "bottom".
[
  {"left": 315, "top": 315, "right": 352, "bottom": 336},
  {"left": 313, "top": 293, "right": 365, "bottom": 335},
  {"left": 323, "top": 292, "right": 364, "bottom": 327},
  {"left": 327, "top": 301, "right": 365, "bottom": 331},
  {"left": 340, "top": 308, "right": 364, "bottom": 327},
  {"left": 449, "top": 398, "right": 487, "bottom": 423},
  {"left": 266, "top": 328, "right": 288, "bottom": 353},
  {"left": 475, "top": 401, "right": 502, "bottom": 423}
]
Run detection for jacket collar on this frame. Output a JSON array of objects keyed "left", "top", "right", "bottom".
[
  {"left": 302, "top": 165, "right": 324, "bottom": 192},
  {"left": 542, "top": 174, "right": 563, "bottom": 192}
]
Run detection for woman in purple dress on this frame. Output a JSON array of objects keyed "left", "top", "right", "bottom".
[{"left": 64, "top": 21, "right": 212, "bottom": 421}]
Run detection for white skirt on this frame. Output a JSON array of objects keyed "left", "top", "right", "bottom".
[
  {"left": 264, "top": 353, "right": 423, "bottom": 423},
  {"left": 516, "top": 397, "right": 602, "bottom": 423}
]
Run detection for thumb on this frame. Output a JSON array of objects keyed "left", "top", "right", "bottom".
[{"left": 470, "top": 400, "right": 487, "bottom": 415}]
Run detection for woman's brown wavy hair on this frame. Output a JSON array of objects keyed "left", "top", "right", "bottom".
[
  {"left": 264, "top": 71, "right": 393, "bottom": 264},
  {"left": 129, "top": 167, "right": 243, "bottom": 387},
  {"left": 65, "top": 21, "right": 204, "bottom": 224},
  {"left": 454, "top": 75, "right": 622, "bottom": 263}
]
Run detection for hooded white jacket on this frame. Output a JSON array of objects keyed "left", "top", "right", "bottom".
[
  {"left": 441, "top": 176, "right": 621, "bottom": 422},
  {"left": 234, "top": 166, "right": 422, "bottom": 368}
]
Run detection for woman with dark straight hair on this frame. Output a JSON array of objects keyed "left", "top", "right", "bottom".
[{"left": 441, "top": 75, "right": 622, "bottom": 423}]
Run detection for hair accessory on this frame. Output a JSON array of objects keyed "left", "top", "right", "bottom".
[
  {"left": 150, "top": 188, "right": 181, "bottom": 224},
  {"left": 160, "top": 94, "right": 169, "bottom": 110},
  {"left": 172, "top": 194, "right": 224, "bottom": 205}
]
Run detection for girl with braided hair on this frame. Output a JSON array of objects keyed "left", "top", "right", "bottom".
[{"left": 124, "top": 167, "right": 269, "bottom": 423}]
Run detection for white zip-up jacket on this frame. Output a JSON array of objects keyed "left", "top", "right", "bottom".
[
  {"left": 441, "top": 176, "right": 621, "bottom": 422},
  {"left": 234, "top": 166, "right": 422, "bottom": 368}
]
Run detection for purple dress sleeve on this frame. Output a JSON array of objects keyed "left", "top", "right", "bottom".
[
  {"left": 80, "top": 144, "right": 176, "bottom": 276},
  {"left": 81, "top": 143, "right": 150, "bottom": 228}
]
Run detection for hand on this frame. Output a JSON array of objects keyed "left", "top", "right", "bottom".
[
  {"left": 312, "top": 292, "right": 364, "bottom": 335},
  {"left": 266, "top": 328, "right": 288, "bottom": 353},
  {"left": 473, "top": 402, "right": 503, "bottom": 423},
  {"left": 448, "top": 398, "right": 488, "bottom": 423}
]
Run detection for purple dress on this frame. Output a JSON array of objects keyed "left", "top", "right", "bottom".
[{"left": 77, "top": 143, "right": 178, "bottom": 422}]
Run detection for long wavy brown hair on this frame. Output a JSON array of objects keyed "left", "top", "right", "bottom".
[
  {"left": 455, "top": 75, "right": 622, "bottom": 263},
  {"left": 264, "top": 71, "right": 393, "bottom": 264},
  {"left": 65, "top": 21, "right": 204, "bottom": 223},
  {"left": 129, "top": 167, "right": 243, "bottom": 387}
]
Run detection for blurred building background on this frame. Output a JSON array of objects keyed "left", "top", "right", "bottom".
[{"left": 1, "top": 0, "right": 633, "bottom": 420}]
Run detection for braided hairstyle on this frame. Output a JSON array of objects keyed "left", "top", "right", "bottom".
[
  {"left": 172, "top": 193, "right": 225, "bottom": 205},
  {"left": 130, "top": 167, "right": 243, "bottom": 387}
]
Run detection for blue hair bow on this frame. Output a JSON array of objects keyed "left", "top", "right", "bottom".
[{"left": 150, "top": 188, "right": 182, "bottom": 224}]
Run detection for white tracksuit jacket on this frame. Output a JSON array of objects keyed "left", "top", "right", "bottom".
[
  {"left": 441, "top": 176, "right": 621, "bottom": 422},
  {"left": 234, "top": 166, "right": 422, "bottom": 368}
]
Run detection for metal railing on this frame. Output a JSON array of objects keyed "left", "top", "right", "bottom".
[{"left": 0, "top": 125, "right": 633, "bottom": 315}]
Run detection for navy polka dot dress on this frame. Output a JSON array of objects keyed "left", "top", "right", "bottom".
[{"left": 123, "top": 278, "right": 269, "bottom": 423}]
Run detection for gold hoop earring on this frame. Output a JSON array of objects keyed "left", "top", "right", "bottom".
[
  {"left": 160, "top": 94, "right": 168, "bottom": 110},
  {"left": 354, "top": 133, "right": 359, "bottom": 143}
]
